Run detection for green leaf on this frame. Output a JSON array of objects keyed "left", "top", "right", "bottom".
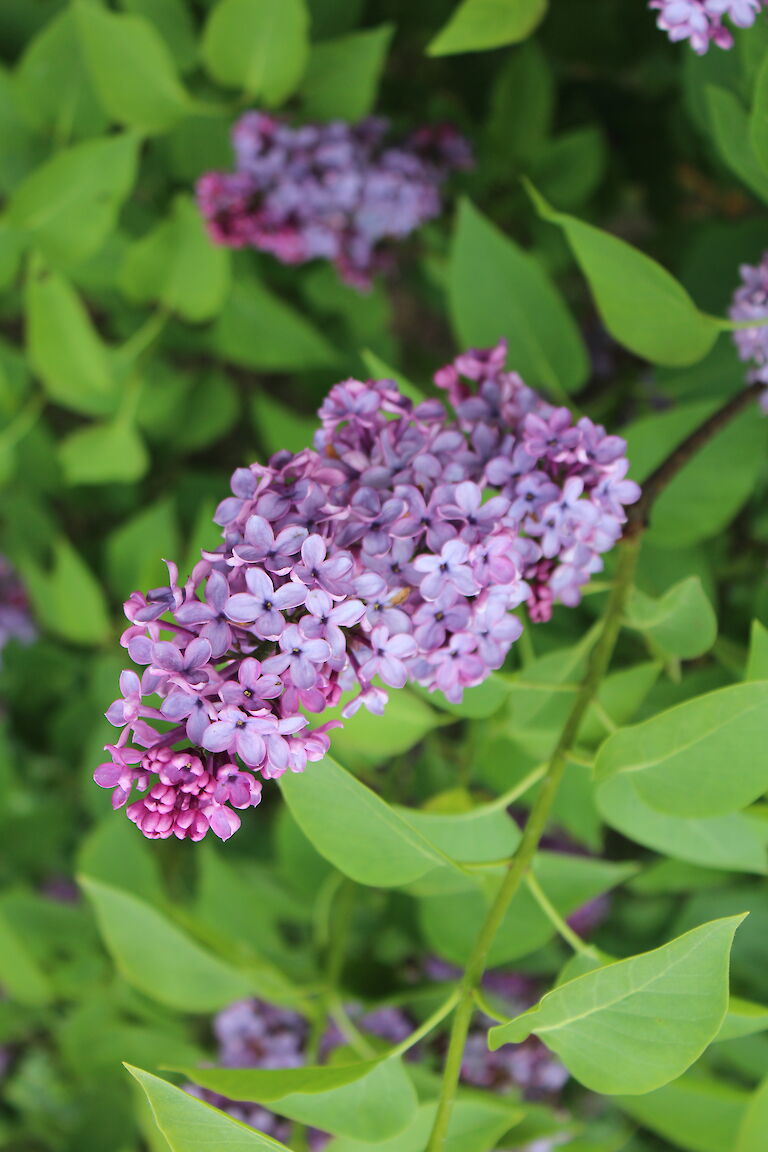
[
  {"left": 25, "top": 263, "right": 118, "bottom": 416},
  {"left": 596, "top": 771, "right": 768, "bottom": 873},
  {"left": 594, "top": 683, "right": 768, "bottom": 818},
  {"left": 718, "top": 997, "right": 768, "bottom": 1042},
  {"left": 624, "top": 576, "right": 717, "bottom": 659},
  {"left": 329, "top": 688, "right": 449, "bottom": 765},
  {"left": 80, "top": 876, "right": 292, "bottom": 1011},
  {"left": 278, "top": 755, "right": 453, "bottom": 888},
  {"left": 9, "top": 133, "right": 138, "bottom": 268},
  {"left": 531, "top": 126, "right": 607, "bottom": 209},
  {"left": 202, "top": 0, "right": 309, "bottom": 105},
  {"left": 120, "top": 194, "right": 231, "bottom": 322},
  {"left": 78, "top": 815, "right": 165, "bottom": 906},
  {"left": 526, "top": 181, "right": 719, "bottom": 367},
  {"left": 0, "top": 911, "right": 53, "bottom": 1006},
  {"left": 126, "top": 1065, "right": 292, "bottom": 1150},
  {"left": 490, "top": 916, "right": 745, "bottom": 1094},
  {"left": 169, "top": 1058, "right": 417, "bottom": 1141},
  {"left": 359, "top": 349, "right": 424, "bottom": 404},
  {"left": 328, "top": 1096, "right": 521, "bottom": 1152},
  {"left": 420, "top": 853, "right": 633, "bottom": 966},
  {"left": 617, "top": 1073, "right": 749, "bottom": 1152},
  {"left": 213, "top": 275, "right": 339, "bottom": 370},
  {"left": 20, "top": 536, "right": 111, "bottom": 646},
  {"left": 750, "top": 52, "right": 768, "bottom": 179},
  {"left": 579, "top": 661, "right": 662, "bottom": 747},
  {"left": 74, "top": 0, "right": 189, "bottom": 134},
  {"left": 105, "top": 499, "right": 180, "bottom": 601},
  {"left": 423, "top": 672, "right": 510, "bottom": 720},
  {"left": 428, "top": 0, "right": 547, "bottom": 56},
  {"left": 449, "top": 198, "right": 588, "bottom": 394},
  {"left": 120, "top": 0, "right": 198, "bottom": 73},
  {"left": 396, "top": 801, "right": 520, "bottom": 866},
  {"left": 708, "top": 86, "right": 768, "bottom": 203},
  {"left": 250, "top": 391, "right": 317, "bottom": 456},
  {"left": 746, "top": 620, "right": 768, "bottom": 680},
  {"left": 59, "top": 418, "right": 148, "bottom": 486},
  {"left": 485, "top": 42, "right": 554, "bottom": 167},
  {"left": 738, "top": 1076, "right": 768, "bottom": 1152},
  {"left": 173, "top": 371, "right": 240, "bottom": 452},
  {"left": 301, "top": 25, "right": 393, "bottom": 121},
  {"left": 15, "top": 10, "right": 106, "bottom": 140}
]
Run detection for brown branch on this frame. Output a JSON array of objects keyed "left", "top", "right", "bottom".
[{"left": 625, "top": 381, "right": 763, "bottom": 536}]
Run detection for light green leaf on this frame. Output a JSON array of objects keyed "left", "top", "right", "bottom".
[
  {"left": 718, "top": 997, "right": 768, "bottom": 1042},
  {"left": 9, "top": 133, "right": 138, "bottom": 268},
  {"left": 78, "top": 815, "right": 165, "bottom": 906},
  {"left": 396, "top": 801, "right": 520, "bottom": 865},
  {"left": 121, "top": 195, "right": 230, "bottom": 322},
  {"left": 738, "top": 1075, "right": 768, "bottom": 1152},
  {"left": 428, "top": 0, "right": 547, "bottom": 56},
  {"left": 449, "top": 198, "right": 589, "bottom": 394},
  {"left": 80, "top": 876, "right": 292, "bottom": 1011},
  {"left": 278, "top": 755, "right": 453, "bottom": 888},
  {"left": 708, "top": 86, "right": 768, "bottom": 203},
  {"left": 120, "top": 0, "right": 198, "bottom": 73},
  {"left": 617, "top": 1073, "right": 749, "bottom": 1152},
  {"left": 126, "top": 1065, "right": 291, "bottom": 1150},
  {"left": 531, "top": 126, "right": 607, "bottom": 209},
  {"left": 74, "top": 0, "right": 189, "bottom": 133},
  {"left": 0, "top": 912, "right": 53, "bottom": 1006},
  {"left": 26, "top": 263, "right": 118, "bottom": 416},
  {"left": 596, "top": 771, "right": 768, "bottom": 873},
  {"left": 490, "top": 916, "right": 745, "bottom": 1094},
  {"left": 15, "top": 10, "right": 106, "bottom": 140},
  {"left": 423, "top": 673, "right": 511, "bottom": 720},
  {"left": 301, "top": 25, "right": 393, "bottom": 121},
  {"left": 214, "top": 275, "right": 339, "bottom": 371},
  {"left": 594, "top": 683, "right": 768, "bottom": 818},
  {"left": 202, "top": 0, "right": 309, "bottom": 105},
  {"left": 170, "top": 1058, "right": 417, "bottom": 1141},
  {"left": 526, "top": 181, "right": 719, "bottom": 367},
  {"left": 59, "top": 418, "right": 148, "bottom": 485},
  {"left": 750, "top": 52, "right": 768, "bottom": 180},
  {"left": 302, "top": 1097, "right": 521, "bottom": 1152},
  {"left": 579, "top": 661, "right": 662, "bottom": 746},
  {"left": 624, "top": 576, "right": 717, "bottom": 659},
  {"left": 329, "top": 688, "right": 449, "bottom": 765},
  {"left": 360, "top": 349, "right": 424, "bottom": 404},
  {"left": 21, "top": 536, "right": 111, "bottom": 646},
  {"left": 746, "top": 620, "right": 768, "bottom": 681},
  {"left": 420, "top": 853, "right": 633, "bottom": 966},
  {"left": 105, "top": 499, "right": 180, "bottom": 601}
]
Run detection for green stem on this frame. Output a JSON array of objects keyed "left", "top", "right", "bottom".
[
  {"left": 387, "top": 989, "right": 461, "bottom": 1059},
  {"left": 425, "top": 535, "right": 641, "bottom": 1152},
  {"left": 525, "top": 872, "right": 598, "bottom": 959}
]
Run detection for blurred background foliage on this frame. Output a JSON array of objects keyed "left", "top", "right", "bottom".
[{"left": 1, "top": 1, "right": 768, "bottom": 1151}]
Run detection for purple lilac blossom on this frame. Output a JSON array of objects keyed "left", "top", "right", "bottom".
[
  {"left": 0, "top": 555, "right": 35, "bottom": 665},
  {"left": 96, "top": 343, "right": 639, "bottom": 841},
  {"left": 197, "top": 112, "right": 472, "bottom": 289},
  {"left": 649, "top": 0, "right": 763, "bottom": 53},
  {"left": 730, "top": 251, "right": 768, "bottom": 412}
]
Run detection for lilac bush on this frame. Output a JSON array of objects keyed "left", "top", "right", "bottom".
[
  {"left": 95, "top": 344, "right": 639, "bottom": 843},
  {"left": 197, "top": 112, "right": 472, "bottom": 288},
  {"left": 649, "top": 0, "right": 764, "bottom": 52}
]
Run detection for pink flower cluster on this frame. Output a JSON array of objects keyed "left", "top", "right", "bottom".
[
  {"left": 649, "top": 0, "right": 763, "bottom": 53},
  {"left": 730, "top": 252, "right": 768, "bottom": 412},
  {"left": 95, "top": 343, "right": 639, "bottom": 842},
  {"left": 196, "top": 111, "right": 471, "bottom": 289}
]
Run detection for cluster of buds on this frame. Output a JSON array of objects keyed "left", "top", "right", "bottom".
[
  {"left": 196, "top": 111, "right": 471, "bottom": 289},
  {"left": 730, "top": 252, "right": 768, "bottom": 411},
  {"left": 95, "top": 342, "right": 639, "bottom": 842},
  {"left": 649, "top": 0, "right": 763, "bottom": 53}
]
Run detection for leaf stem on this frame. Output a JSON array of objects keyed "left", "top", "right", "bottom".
[
  {"left": 387, "top": 989, "right": 461, "bottom": 1059},
  {"left": 524, "top": 872, "right": 599, "bottom": 959}
]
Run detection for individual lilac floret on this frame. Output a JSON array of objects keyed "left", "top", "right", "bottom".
[
  {"left": 649, "top": 0, "right": 763, "bottom": 53},
  {"left": 96, "top": 342, "right": 638, "bottom": 842},
  {"left": 730, "top": 251, "right": 768, "bottom": 412},
  {"left": 197, "top": 112, "right": 472, "bottom": 289}
]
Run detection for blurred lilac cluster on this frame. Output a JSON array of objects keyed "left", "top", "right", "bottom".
[
  {"left": 730, "top": 253, "right": 768, "bottom": 412},
  {"left": 95, "top": 343, "right": 638, "bottom": 842},
  {"left": 196, "top": 111, "right": 471, "bottom": 288},
  {"left": 649, "top": 0, "right": 763, "bottom": 53},
  {"left": 185, "top": 998, "right": 414, "bottom": 1148},
  {"left": 0, "top": 555, "right": 35, "bottom": 666}
]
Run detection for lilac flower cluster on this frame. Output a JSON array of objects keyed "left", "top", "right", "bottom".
[
  {"left": 185, "top": 998, "right": 414, "bottom": 1148},
  {"left": 95, "top": 343, "right": 638, "bottom": 842},
  {"left": 0, "top": 555, "right": 35, "bottom": 667},
  {"left": 649, "top": 0, "right": 764, "bottom": 53},
  {"left": 196, "top": 111, "right": 471, "bottom": 289},
  {"left": 730, "top": 253, "right": 768, "bottom": 412}
]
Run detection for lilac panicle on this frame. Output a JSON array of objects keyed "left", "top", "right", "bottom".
[
  {"left": 196, "top": 111, "right": 471, "bottom": 289},
  {"left": 96, "top": 343, "right": 639, "bottom": 842},
  {"left": 649, "top": 0, "right": 764, "bottom": 53},
  {"left": 730, "top": 252, "right": 768, "bottom": 411},
  {"left": 0, "top": 555, "right": 35, "bottom": 667}
]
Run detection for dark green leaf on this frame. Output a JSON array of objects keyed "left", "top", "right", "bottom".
[
  {"left": 301, "top": 25, "right": 393, "bottom": 120},
  {"left": 214, "top": 275, "right": 339, "bottom": 370}
]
